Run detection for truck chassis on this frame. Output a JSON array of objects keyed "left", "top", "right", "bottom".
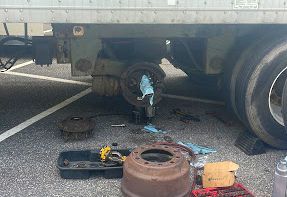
[{"left": 1, "top": 0, "right": 287, "bottom": 148}]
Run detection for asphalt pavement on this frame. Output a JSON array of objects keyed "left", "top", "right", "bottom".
[{"left": 0, "top": 59, "right": 285, "bottom": 197}]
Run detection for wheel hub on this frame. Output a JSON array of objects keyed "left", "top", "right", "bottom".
[
  {"left": 58, "top": 116, "right": 96, "bottom": 141},
  {"left": 120, "top": 62, "right": 165, "bottom": 107}
]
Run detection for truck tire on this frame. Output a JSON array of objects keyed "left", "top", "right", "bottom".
[
  {"left": 223, "top": 34, "right": 260, "bottom": 117},
  {"left": 234, "top": 34, "right": 287, "bottom": 148},
  {"left": 283, "top": 79, "right": 287, "bottom": 131}
]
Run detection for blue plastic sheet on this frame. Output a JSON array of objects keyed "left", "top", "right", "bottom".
[
  {"left": 143, "top": 124, "right": 166, "bottom": 134},
  {"left": 178, "top": 141, "right": 216, "bottom": 155},
  {"left": 139, "top": 75, "right": 154, "bottom": 106}
]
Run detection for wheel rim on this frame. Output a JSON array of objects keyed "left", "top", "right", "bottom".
[{"left": 268, "top": 66, "right": 287, "bottom": 126}]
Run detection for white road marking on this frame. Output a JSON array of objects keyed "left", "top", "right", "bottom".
[
  {"left": 43, "top": 29, "right": 53, "bottom": 33},
  {"left": 6, "top": 60, "right": 34, "bottom": 71},
  {"left": 1, "top": 71, "right": 92, "bottom": 86},
  {"left": 0, "top": 88, "right": 92, "bottom": 143}
]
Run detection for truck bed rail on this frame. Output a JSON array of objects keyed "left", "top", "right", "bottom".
[{"left": 1, "top": 0, "right": 287, "bottom": 24}]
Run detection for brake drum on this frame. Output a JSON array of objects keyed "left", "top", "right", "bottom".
[{"left": 121, "top": 144, "right": 191, "bottom": 197}]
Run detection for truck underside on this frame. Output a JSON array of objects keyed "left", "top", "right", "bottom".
[{"left": 1, "top": 1, "right": 287, "bottom": 148}]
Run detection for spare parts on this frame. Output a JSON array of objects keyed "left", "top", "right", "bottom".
[{"left": 121, "top": 144, "right": 191, "bottom": 197}]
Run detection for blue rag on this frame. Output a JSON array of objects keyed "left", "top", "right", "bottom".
[
  {"left": 178, "top": 141, "right": 216, "bottom": 155},
  {"left": 139, "top": 75, "right": 154, "bottom": 106},
  {"left": 144, "top": 124, "right": 166, "bottom": 134}
]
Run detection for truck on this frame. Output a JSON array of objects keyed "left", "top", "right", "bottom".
[{"left": 1, "top": 0, "right": 287, "bottom": 148}]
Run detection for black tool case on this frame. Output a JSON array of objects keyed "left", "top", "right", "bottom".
[{"left": 57, "top": 149, "right": 131, "bottom": 179}]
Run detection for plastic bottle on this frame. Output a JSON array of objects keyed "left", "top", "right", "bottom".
[{"left": 272, "top": 156, "right": 287, "bottom": 197}]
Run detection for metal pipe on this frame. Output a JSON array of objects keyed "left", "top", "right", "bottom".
[
  {"left": 24, "top": 23, "right": 28, "bottom": 45},
  {"left": 161, "top": 93, "right": 225, "bottom": 106},
  {"left": 3, "top": 23, "right": 9, "bottom": 36}
]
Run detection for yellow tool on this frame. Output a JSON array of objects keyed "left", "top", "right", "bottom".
[
  {"left": 100, "top": 146, "right": 127, "bottom": 165},
  {"left": 100, "top": 146, "right": 112, "bottom": 161}
]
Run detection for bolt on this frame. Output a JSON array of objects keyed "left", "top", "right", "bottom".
[
  {"left": 111, "top": 124, "right": 126, "bottom": 127},
  {"left": 63, "top": 159, "right": 69, "bottom": 166},
  {"left": 112, "top": 142, "right": 118, "bottom": 147}
]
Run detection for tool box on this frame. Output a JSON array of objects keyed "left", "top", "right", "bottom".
[
  {"left": 57, "top": 149, "right": 131, "bottom": 179},
  {"left": 191, "top": 183, "right": 254, "bottom": 197}
]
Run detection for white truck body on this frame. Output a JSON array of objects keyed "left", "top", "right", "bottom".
[{"left": 1, "top": 0, "right": 287, "bottom": 24}]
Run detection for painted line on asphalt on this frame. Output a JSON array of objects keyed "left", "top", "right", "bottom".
[
  {"left": 6, "top": 60, "right": 34, "bottom": 71},
  {"left": 0, "top": 88, "right": 92, "bottom": 143},
  {"left": 1, "top": 71, "right": 92, "bottom": 86}
]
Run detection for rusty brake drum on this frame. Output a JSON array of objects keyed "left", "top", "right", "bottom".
[
  {"left": 121, "top": 144, "right": 191, "bottom": 197},
  {"left": 120, "top": 62, "right": 165, "bottom": 107}
]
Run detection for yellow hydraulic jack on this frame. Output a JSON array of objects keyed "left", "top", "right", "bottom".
[{"left": 100, "top": 146, "right": 127, "bottom": 165}]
